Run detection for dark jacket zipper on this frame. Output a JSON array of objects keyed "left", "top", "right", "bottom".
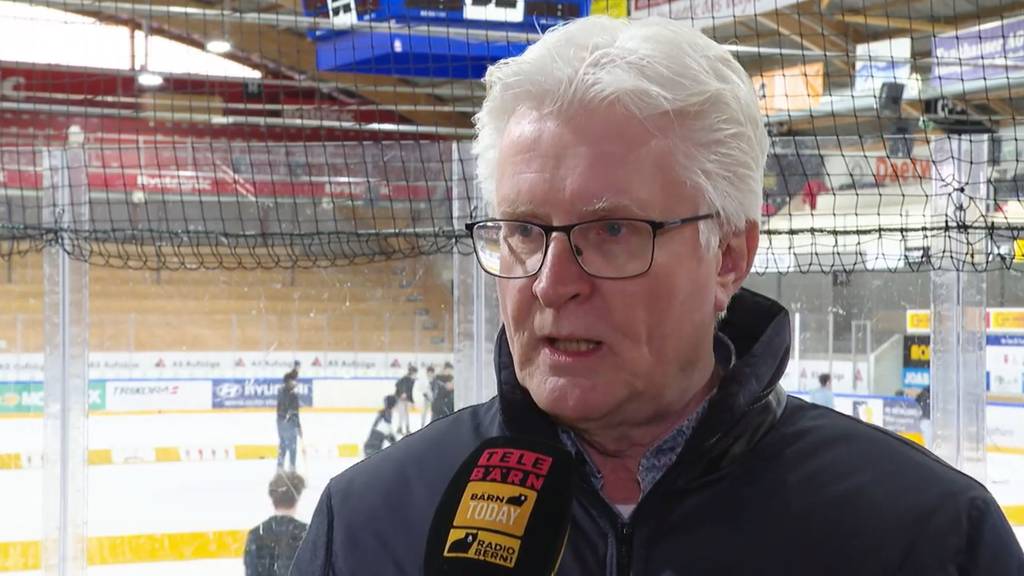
[{"left": 615, "top": 521, "right": 633, "bottom": 576}]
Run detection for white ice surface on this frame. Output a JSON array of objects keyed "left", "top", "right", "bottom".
[{"left": 0, "top": 411, "right": 1021, "bottom": 575}]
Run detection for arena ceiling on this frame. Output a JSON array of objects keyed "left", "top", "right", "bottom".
[{"left": 1, "top": 0, "right": 1023, "bottom": 138}]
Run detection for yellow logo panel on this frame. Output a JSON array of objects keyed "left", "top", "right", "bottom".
[
  {"left": 443, "top": 528, "right": 520, "bottom": 569},
  {"left": 589, "top": 0, "right": 627, "bottom": 18},
  {"left": 906, "top": 309, "right": 931, "bottom": 333},
  {"left": 454, "top": 481, "right": 537, "bottom": 537},
  {"left": 991, "top": 309, "right": 1024, "bottom": 332}
]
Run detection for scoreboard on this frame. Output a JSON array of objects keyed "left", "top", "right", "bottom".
[
  {"left": 311, "top": 0, "right": 585, "bottom": 31},
  {"left": 305, "top": 0, "right": 595, "bottom": 78}
]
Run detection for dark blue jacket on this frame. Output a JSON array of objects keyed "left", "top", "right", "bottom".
[
  {"left": 291, "top": 289, "right": 1023, "bottom": 575},
  {"left": 246, "top": 515, "right": 308, "bottom": 576}
]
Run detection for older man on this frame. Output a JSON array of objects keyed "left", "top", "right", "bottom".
[{"left": 292, "top": 16, "right": 1023, "bottom": 575}]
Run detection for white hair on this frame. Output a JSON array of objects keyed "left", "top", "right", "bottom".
[{"left": 472, "top": 16, "right": 769, "bottom": 250}]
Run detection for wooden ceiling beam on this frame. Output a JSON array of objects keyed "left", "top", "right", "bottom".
[
  {"left": 833, "top": 14, "right": 955, "bottom": 35},
  {"left": 813, "top": 13, "right": 867, "bottom": 45},
  {"left": 857, "top": 0, "right": 931, "bottom": 18},
  {"left": 986, "top": 99, "right": 1015, "bottom": 118},
  {"left": 963, "top": 102, "right": 998, "bottom": 124},
  {"left": 785, "top": 113, "right": 861, "bottom": 133},
  {"left": 961, "top": 96, "right": 1014, "bottom": 121},
  {"left": 756, "top": 12, "right": 850, "bottom": 58},
  {"left": 734, "top": 19, "right": 791, "bottom": 53}
]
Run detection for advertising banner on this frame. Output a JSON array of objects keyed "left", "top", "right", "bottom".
[
  {"left": 987, "top": 334, "right": 1024, "bottom": 394},
  {"left": 781, "top": 359, "right": 868, "bottom": 394},
  {"left": 0, "top": 351, "right": 453, "bottom": 382},
  {"left": 988, "top": 403, "right": 1024, "bottom": 451},
  {"left": 89, "top": 382, "right": 107, "bottom": 411},
  {"left": 0, "top": 381, "right": 106, "bottom": 413},
  {"left": 590, "top": 0, "right": 628, "bottom": 18},
  {"left": 905, "top": 309, "right": 931, "bottom": 334},
  {"left": 834, "top": 396, "right": 885, "bottom": 427},
  {"left": 0, "top": 382, "right": 41, "bottom": 414},
  {"left": 630, "top": 0, "right": 800, "bottom": 27},
  {"left": 988, "top": 308, "right": 1024, "bottom": 333},
  {"left": 211, "top": 378, "right": 312, "bottom": 409},
  {"left": 854, "top": 37, "right": 912, "bottom": 94},
  {"left": 0, "top": 355, "right": 44, "bottom": 383},
  {"left": 903, "top": 335, "right": 930, "bottom": 368},
  {"left": 791, "top": 392, "right": 1022, "bottom": 450},
  {"left": 902, "top": 334, "right": 930, "bottom": 389},
  {"left": 932, "top": 15, "right": 1024, "bottom": 88},
  {"left": 105, "top": 380, "right": 212, "bottom": 411},
  {"left": 903, "top": 308, "right": 1024, "bottom": 334},
  {"left": 752, "top": 62, "right": 825, "bottom": 115},
  {"left": 902, "top": 367, "right": 930, "bottom": 389},
  {"left": 882, "top": 397, "right": 923, "bottom": 434}
]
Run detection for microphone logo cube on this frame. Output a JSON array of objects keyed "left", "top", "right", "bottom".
[
  {"left": 454, "top": 481, "right": 536, "bottom": 536},
  {"left": 427, "top": 439, "right": 573, "bottom": 575},
  {"left": 443, "top": 528, "right": 520, "bottom": 568}
]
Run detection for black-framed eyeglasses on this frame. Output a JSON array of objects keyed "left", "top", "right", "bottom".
[{"left": 464, "top": 213, "right": 716, "bottom": 279}]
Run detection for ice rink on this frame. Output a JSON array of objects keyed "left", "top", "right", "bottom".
[
  {"left": 0, "top": 410, "right": 388, "bottom": 575},
  {"left": 1, "top": 408, "right": 1022, "bottom": 575}
]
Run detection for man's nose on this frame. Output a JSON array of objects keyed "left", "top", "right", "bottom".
[{"left": 531, "top": 233, "right": 591, "bottom": 308}]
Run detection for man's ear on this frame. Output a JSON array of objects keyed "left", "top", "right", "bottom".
[{"left": 714, "top": 221, "right": 759, "bottom": 313}]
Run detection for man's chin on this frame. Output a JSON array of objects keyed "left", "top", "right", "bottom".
[{"left": 530, "top": 388, "right": 617, "bottom": 430}]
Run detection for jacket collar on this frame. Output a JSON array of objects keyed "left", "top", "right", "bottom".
[{"left": 495, "top": 288, "right": 791, "bottom": 477}]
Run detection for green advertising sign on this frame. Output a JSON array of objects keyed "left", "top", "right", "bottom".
[
  {"left": 88, "top": 382, "right": 106, "bottom": 411},
  {"left": 0, "top": 382, "right": 40, "bottom": 413},
  {"left": 0, "top": 381, "right": 107, "bottom": 413}
]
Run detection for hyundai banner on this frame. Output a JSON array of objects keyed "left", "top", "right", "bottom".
[{"left": 212, "top": 378, "right": 313, "bottom": 409}]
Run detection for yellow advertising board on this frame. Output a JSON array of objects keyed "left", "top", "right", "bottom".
[
  {"left": 751, "top": 62, "right": 825, "bottom": 115},
  {"left": 906, "top": 310, "right": 931, "bottom": 334},
  {"left": 906, "top": 308, "right": 1024, "bottom": 334},
  {"left": 590, "top": 0, "right": 628, "bottom": 18},
  {"left": 990, "top": 309, "right": 1024, "bottom": 333}
]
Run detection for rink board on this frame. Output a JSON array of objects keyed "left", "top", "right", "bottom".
[{"left": 0, "top": 394, "right": 1021, "bottom": 571}]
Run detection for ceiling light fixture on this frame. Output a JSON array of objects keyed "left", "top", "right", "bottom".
[
  {"left": 136, "top": 71, "right": 164, "bottom": 87},
  {"left": 205, "top": 39, "right": 232, "bottom": 54}
]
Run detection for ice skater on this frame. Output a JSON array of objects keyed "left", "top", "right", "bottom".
[
  {"left": 363, "top": 394, "right": 398, "bottom": 457},
  {"left": 393, "top": 365, "right": 417, "bottom": 436},
  {"left": 276, "top": 369, "right": 302, "bottom": 471},
  {"left": 809, "top": 373, "right": 834, "bottom": 409},
  {"left": 430, "top": 362, "right": 455, "bottom": 422},
  {"left": 420, "top": 365, "right": 437, "bottom": 428}
]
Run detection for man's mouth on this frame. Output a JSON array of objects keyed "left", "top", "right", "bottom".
[{"left": 547, "top": 338, "right": 601, "bottom": 353}]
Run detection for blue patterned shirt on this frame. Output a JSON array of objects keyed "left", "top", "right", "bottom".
[{"left": 558, "top": 333, "right": 736, "bottom": 516}]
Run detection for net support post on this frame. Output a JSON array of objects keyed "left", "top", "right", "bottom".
[
  {"left": 452, "top": 142, "right": 500, "bottom": 409},
  {"left": 928, "top": 133, "right": 988, "bottom": 482},
  {"left": 40, "top": 141, "right": 90, "bottom": 576}
]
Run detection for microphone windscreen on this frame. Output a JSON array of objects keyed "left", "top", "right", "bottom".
[{"left": 423, "top": 436, "right": 574, "bottom": 575}]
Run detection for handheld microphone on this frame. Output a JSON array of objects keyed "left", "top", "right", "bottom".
[{"left": 423, "top": 436, "right": 574, "bottom": 575}]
